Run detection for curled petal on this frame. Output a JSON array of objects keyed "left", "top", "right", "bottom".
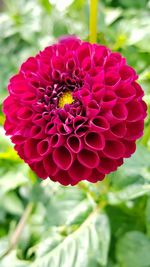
[
  {"left": 125, "top": 120, "right": 144, "bottom": 140},
  {"left": 73, "top": 116, "right": 87, "bottom": 129},
  {"left": 69, "top": 159, "right": 92, "bottom": 183},
  {"left": 33, "top": 114, "right": 46, "bottom": 127},
  {"left": 66, "top": 58, "right": 76, "bottom": 71},
  {"left": 30, "top": 125, "right": 46, "bottom": 139},
  {"left": 84, "top": 131, "right": 105, "bottom": 150},
  {"left": 77, "top": 43, "right": 91, "bottom": 62},
  {"left": 115, "top": 84, "right": 136, "bottom": 103},
  {"left": 24, "top": 138, "right": 41, "bottom": 162},
  {"left": 132, "top": 82, "right": 144, "bottom": 100},
  {"left": 37, "top": 138, "right": 52, "bottom": 156},
  {"left": 50, "top": 133, "right": 65, "bottom": 148},
  {"left": 53, "top": 146, "right": 73, "bottom": 170},
  {"left": 126, "top": 100, "right": 145, "bottom": 122},
  {"left": 45, "top": 122, "right": 57, "bottom": 134},
  {"left": 58, "top": 109, "right": 68, "bottom": 122},
  {"left": 119, "top": 65, "right": 137, "bottom": 82},
  {"left": 111, "top": 103, "right": 128, "bottom": 123},
  {"left": 86, "top": 100, "right": 100, "bottom": 118},
  {"left": 17, "top": 107, "right": 33, "bottom": 121},
  {"left": 9, "top": 73, "right": 24, "bottom": 84},
  {"left": 3, "top": 96, "right": 14, "bottom": 114},
  {"left": 59, "top": 35, "right": 81, "bottom": 50},
  {"left": 54, "top": 170, "right": 72, "bottom": 186},
  {"left": 15, "top": 144, "right": 26, "bottom": 161},
  {"left": 123, "top": 140, "right": 136, "bottom": 158},
  {"left": 52, "top": 70, "right": 61, "bottom": 81},
  {"left": 117, "top": 158, "right": 124, "bottom": 167},
  {"left": 43, "top": 154, "right": 58, "bottom": 176},
  {"left": 110, "top": 122, "right": 127, "bottom": 138},
  {"left": 51, "top": 56, "right": 64, "bottom": 71},
  {"left": 97, "top": 157, "right": 117, "bottom": 174},
  {"left": 92, "top": 83, "right": 105, "bottom": 102},
  {"left": 57, "top": 123, "right": 73, "bottom": 135},
  {"left": 105, "top": 53, "right": 123, "bottom": 70},
  {"left": 78, "top": 148, "right": 99, "bottom": 168},
  {"left": 87, "top": 169, "right": 105, "bottom": 183},
  {"left": 101, "top": 91, "right": 117, "bottom": 110},
  {"left": 67, "top": 134, "right": 82, "bottom": 153},
  {"left": 7, "top": 106, "right": 20, "bottom": 123},
  {"left": 30, "top": 161, "right": 47, "bottom": 179},
  {"left": 90, "top": 116, "right": 109, "bottom": 132},
  {"left": 9, "top": 81, "right": 29, "bottom": 95},
  {"left": 91, "top": 69, "right": 105, "bottom": 84},
  {"left": 103, "top": 140, "right": 125, "bottom": 159},
  {"left": 21, "top": 92, "right": 37, "bottom": 104},
  {"left": 11, "top": 135, "right": 26, "bottom": 144},
  {"left": 30, "top": 161, "right": 48, "bottom": 179},
  {"left": 75, "top": 125, "right": 89, "bottom": 137},
  {"left": 80, "top": 87, "right": 91, "bottom": 105},
  {"left": 141, "top": 100, "right": 147, "bottom": 115},
  {"left": 56, "top": 44, "right": 66, "bottom": 56},
  {"left": 105, "top": 71, "right": 120, "bottom": 89},
  {"left": 82, "top": 57, "right": 91, "bottom": 71},
  {"left": 4, "top": 119, "right": 16, "bottom": 135},
  {"left": 21, "top": 57, "right": 38, "bottom": 73},
  {"left": 94, "top": 45, "right": 109, "bottom": 66}
]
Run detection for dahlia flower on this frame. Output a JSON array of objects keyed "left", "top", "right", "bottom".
[{"left": 3, "top": 36, "right": 147, "bottom": 185}]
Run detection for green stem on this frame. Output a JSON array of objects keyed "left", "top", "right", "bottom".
[
  {"left": 89, "top": 0, "right": 98, "bottom": 43},
  {"left": 0, "top": 202, "right": 34, "bottom": 260}
]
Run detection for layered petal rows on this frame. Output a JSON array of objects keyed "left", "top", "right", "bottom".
[{"left": 3, "top": 36, "right": 147, "bottom": 185}]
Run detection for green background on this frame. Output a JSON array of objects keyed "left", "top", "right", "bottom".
[{"left": 0, "top": 0, "right": 150, "bottom": 266}]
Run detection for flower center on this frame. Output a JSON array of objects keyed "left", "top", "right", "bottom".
[{"left": 58, "top": 90, "right": 74, "bottom": 108}]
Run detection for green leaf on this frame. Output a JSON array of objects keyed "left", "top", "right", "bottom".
[
  {"left": 0, "top": 192, "right": 24, "bottom": 215},
  {"left": 0, "top": 251, "right": 30, "bottom": 267},
  {"left": 0, "top": 238, "right": 9, "bottom": 258},
  {"left": 123, "top": 144, "right": 150, "bottom": 175},
  {"left": 34, "top": 233, "right": 64, "bottom": 258},
  {"left": 0, "top": 127, "right": 12, "bottom": 153},
  {"left": 43, "top": 185, "right": 89, "bottom": 227},
  {"left": 105, "top": 8, "right": 122, "bottom": 25},
  {"left": 0, "top": 166, "right": 29, "bottom": 196},
  {"left": 107, "top": 260, "right": 119, "bottom": 267},
  {"left": 108, "top": 144, "right": 150, "bottom": 190},
  {"left": 145, "top": 197, "right": 150, "bottom": 238},
  {"left": 108, "top": 168, "right": 143, "bottom": 190},
  {"left": 32, "top": 210, "right": 110, "bottom": 267},
  {"left": 52, "top": 19, "right": 68, "bottom": 38},
  {"left": 108, "top": 184, "right": 150, "bottom": 204},
  {"left": 118, "top": 0, "right": 147, "bottom": 8},
  {"left": 38, "top": 0, "right": 52, "bottom": 13},
  {"left": 106, "top": 203, "right": 145, "bottom": 240},
  {"left": 116, "top": 231, "right": 150, "bottom": 267}
]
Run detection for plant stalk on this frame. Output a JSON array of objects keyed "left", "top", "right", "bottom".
[
  {"left": 0, "top": 202, "right": 34, "bottom": 260},
  {"left": 89, "top": 0, "right": 98, "bottom": 43}
]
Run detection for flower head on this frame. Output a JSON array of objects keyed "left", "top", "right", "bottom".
[{"left": 3, "top": 36, "right": 147, "bottom": 185}]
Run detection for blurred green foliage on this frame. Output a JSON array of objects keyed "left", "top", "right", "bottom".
[{"left": 0, "top": 0, "right": 150, "bottom": 266}]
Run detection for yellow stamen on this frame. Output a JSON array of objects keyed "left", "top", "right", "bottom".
[{"left": 58, "top": 90, "right": 74, "bottom": 108}]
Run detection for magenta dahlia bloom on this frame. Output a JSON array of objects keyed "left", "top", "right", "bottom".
[{"left": 3, "top": 36, "right": 147, "bottom": 185}]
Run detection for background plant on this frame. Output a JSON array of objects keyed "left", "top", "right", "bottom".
[{"left": 0, "top": 0, "right": 150, "bottom": 266}]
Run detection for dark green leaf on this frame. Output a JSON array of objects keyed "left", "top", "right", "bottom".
[{"left": 116, "top": 231, "right": 150, "bottom": 267}]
